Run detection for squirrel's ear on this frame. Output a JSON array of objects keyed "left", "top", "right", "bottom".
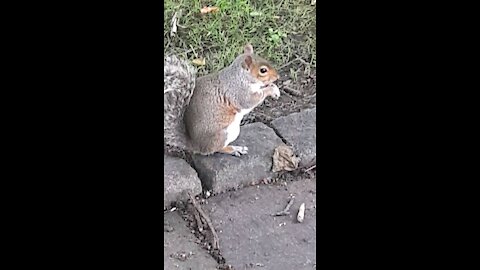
[
  {"left": 244, "top": 43, "right": 254, "bottom": 54},
  {"left": 241, "top": 55, "right": 253, "bottom": 70}
]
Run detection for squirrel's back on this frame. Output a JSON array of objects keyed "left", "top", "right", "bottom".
[{"left": 164, "top": 55, "right": 196, "bottom": 150}]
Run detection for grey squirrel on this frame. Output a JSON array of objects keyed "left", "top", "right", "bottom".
[{"left": 164, "top": 43, "right": 280, "bottom": 156}]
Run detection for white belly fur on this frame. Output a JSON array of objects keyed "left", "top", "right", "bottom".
[
  {"left": 224, "top": 108, "right": 252, "bottom": 147},
  {"left": 224, "top": 83, "right": 265, "bottom": 147},
  {"left": 250, "top": 82, "right": 263, "bottom": 93}
]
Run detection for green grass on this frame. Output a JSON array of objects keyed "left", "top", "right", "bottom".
[{"left": 164, "top": 0, "right": 316, "bottom": 77}]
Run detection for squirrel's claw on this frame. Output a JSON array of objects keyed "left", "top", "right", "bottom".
[{"left": 231, "top": 146, "right": 248, "bottom": 157}]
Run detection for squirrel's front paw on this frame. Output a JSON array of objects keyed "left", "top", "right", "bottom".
[
  {"left": 231, "top": 146, "right": 248, "bottom": 157},
  {"left": 269, "top": 84, "right": 281, "bottom": 99}
]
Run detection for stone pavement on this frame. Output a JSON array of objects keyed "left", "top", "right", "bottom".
[
  {"left": 203, "top": 179, "right": 316, "bottom": 269},
  {"left": 164, "top": 156, "right": 202, "bottom": 210},
  {"left": 271, "top": 108, "right": 316, "bottom": 167},
  {"left": 164, "top": 108, "right": 317, "bottom": 269},
  {"left": 192, "top": 122, "right": 283, "bottom": 193},
  {"left": 164, "top": 211, "right": 219, "bottom": 269}
]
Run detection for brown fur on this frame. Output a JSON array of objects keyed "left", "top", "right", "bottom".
[
  {"left": 218, "top": 145, "right": 236, "bottom": 155},
  {"left": 218, "top": 103, "right": 240, "bottom": 129},
  {"left": 248, "top": 58, "right": 279, "bottom": 85}
]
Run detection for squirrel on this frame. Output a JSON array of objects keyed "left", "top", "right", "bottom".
[{"left": 164, "top": 43, "right": 280, "bottom": 157}]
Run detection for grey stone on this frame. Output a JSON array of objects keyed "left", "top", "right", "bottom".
[
  {"left": 204, "top": 179, "right": 317, "bottom": 270},
  {"left": 271, "top": 108, "right": 316, "bottom": 167},
  {"left": 164, "top": 156, "right": 202, "bottom": 210},
  {"left": 192, "top": 122, "right": 284, "bottom": 193},
  {"left": 164, "top": 211, "right": 218, "bottom": 269}
]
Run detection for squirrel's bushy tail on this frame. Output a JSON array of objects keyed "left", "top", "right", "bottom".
[{"left": 164, "top": 55, "right": 196, "bottom": 150}]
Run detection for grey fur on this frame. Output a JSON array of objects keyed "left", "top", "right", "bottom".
[
  {"left": 164, "top": 55, "right": 196, "bottom": 149},
  {"left": 165, "top": 50, "right": 275, "bottom": 155},
  {"left": 218, "top": 54, "right": 260, "bottom": 108},
  {"left": 183, "top": 53, "right": 265, "bottom": 155}
]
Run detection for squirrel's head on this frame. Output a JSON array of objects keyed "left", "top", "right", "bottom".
[{"left": 240, "top": 44, "right": 279, "bottom": 87}]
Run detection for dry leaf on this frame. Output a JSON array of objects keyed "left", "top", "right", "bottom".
[
  {"left": 200, "top": 6, "right": 219, "bottom": 14},
  {"left": 272, "top": 144, "right": 300, "bottom": 172},
  {"left": 170, "top": 11, "right": 179, "bottom": 37},
  {"left": 192, "top": 58, "right": 206, "bottom": 66}
]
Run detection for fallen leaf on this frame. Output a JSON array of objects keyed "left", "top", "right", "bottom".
[
  {"left": 170, "top": 11, "right": 180, "bottom": 37},
  {"left": 272, "top": 144, "right": 300, "bottom": 172},
  {"left": 192, "top": 58, "right": 206, "bottom": 66},
  {"left": 249, "top": 11, "right": 263, "bottom": 16},
  {"left": 200, "top": 6, "right": 219, "bottom": 14}
]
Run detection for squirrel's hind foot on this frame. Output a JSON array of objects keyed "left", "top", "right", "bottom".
[
  {"left": 231, "top": 146, "right": 248, "bottom": 157},
  {"left": 220, "top": 145, "right": 248, "bottom": 157}
]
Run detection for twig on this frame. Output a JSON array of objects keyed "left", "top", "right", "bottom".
[
  {"left": 305, "top": 164, "right": 316, "bottom": 172},
  {"left": 302, "top": 157, "right": 316, "bottom": 169},
  {"left": 188, "top": 192, "right": 219, "bottom": 249},
  {"left": 283, "top": 85, "right": 302, "bottom": 97},
  {"left": 277, "top": 89, "right": 295, "bottom": 101},
  {"left": 278, "top": 57, "right": 301, "bottom": 70},
  {"left": 294, "top": 54, "right": 313, "bottom": 67},
  {"left": 274, "top": 196, "right": 295, "bottom": 216},
  {"left": 192, "top": 205, "right": 203, "bottom": 232}
]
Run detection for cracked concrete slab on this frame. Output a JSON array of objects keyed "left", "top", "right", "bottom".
[
  {"left": 164, "top": 155, "right": 202, "bottom": 210},
  {"left": 271, "top": 108, "right": 316, "bottom": 167},
  {"left": 164, "top": 211, "right": 219, "bottom": 269},
  {"left": 192, "top": 122, "right": 284, "bottom": 193},
  {"left": 203, "top": 179, "right": 317, "bottom": 269}
]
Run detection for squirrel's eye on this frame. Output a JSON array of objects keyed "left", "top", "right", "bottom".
[{"left": 260, "top": 67, "right": 268, "bottom": 74}]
